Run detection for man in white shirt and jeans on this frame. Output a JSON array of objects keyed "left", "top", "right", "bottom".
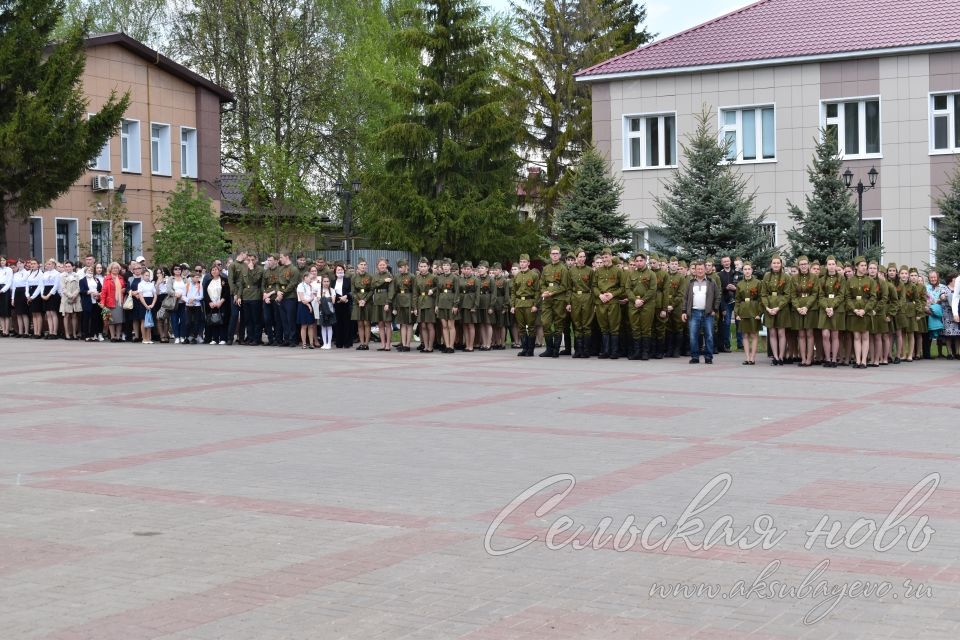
[{"left": 682, "top": 261, "right": 721, "bottom": 364}]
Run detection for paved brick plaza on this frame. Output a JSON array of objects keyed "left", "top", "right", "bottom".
[{"left": 1, "top": 340, "right": 958, "bottom": 639}]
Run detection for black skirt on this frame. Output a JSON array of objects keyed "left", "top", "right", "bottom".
[
  {"left": 0, "top": 290, "right": 9, "bottom": 316},
  {"left": 42, "top": 286, "right": 60, "bottom": 312},
  {"left": 14, "top": 288, "right": 29, "bottom": 314}
]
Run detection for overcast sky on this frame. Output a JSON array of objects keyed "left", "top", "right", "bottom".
[{"left": 484, "top": 0, "right": 757, "bottom": 42}]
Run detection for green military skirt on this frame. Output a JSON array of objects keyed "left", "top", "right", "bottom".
[
  {"left": 437, "top": 307, "right": 456, "bottom": 321},
  {"left": 351, "top": 301, "right": 373, "bottom": 322},
  {"left": 818, "top": 306, "right": 844, "bottom": 331},
  {"left": 460, "top": 307, "right": 478, "bottom": 324},
  {"left": 846, "top": 311, "right": 870, "bottom": 333},
  {"left": 394, "top": 306, "right": 413, "bottom": 325},
  {"left": 416, "top": 306, "right": 436, "bottom": 323}
]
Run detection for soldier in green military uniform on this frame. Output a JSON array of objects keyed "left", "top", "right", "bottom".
[
  {"left": 277, "top": 254, "right": 300, "bottom": 346},
  {"left": 734, "top": 261, "right": 762, "bottom": 364},
  {"left": 510, "top": 254, "right": 539, "bottom": 356},
  {"left": 538, "top": 245, "right": 569, "bottom": 358},
  {"left": 476, "top": 260, "right": 494, "bottom": 351},
  {"left": 557, "top": 252, "right": 576, "bottom": 355},
  {"left": 592, "top": 248, "right": 623, "bottom": 359},
  {"left": 239, "top": 252, "right": 263, "bottom": 345},
  {"left": 650, "top": 255, "right": 667, "bottom": 359},
  {"left": 458, "top": 261, "right": 479, "bottom": 352},
  {"left": 392, "top": 259, "right": 415, "bottom": 351},
  {"left": 790, "top": 256, "right": 818, "bottom": 366},
  {"left": 260, "top": 254, "right": 283, "bottom": 346},
  {"left": 661, "top": 257, "right": 686, "bottom": 358},
  {"left": 351, "top": 258, "right": 375, "bottom": 350},
  {"left": 370, "top": 257, "right": 396, "bottom": 351},
  {"left": 566, "top": 248, "right": 594, "bottom": 358},
  {"left": 626, "top": 252, "right": 658, "bottom": 360},
  {"left": 413, "top": 258, "right": 438, "bottom": 353},
  {"left": 761, "top": 254, "right": 791, "bottom": 365},
  {"left": 818, "top": 256, "right": 846, "bottom": 367},
  {"left": 436, "top": 259, "right": 459, "bottom": 353},
  {"left": 846, "top": 256, "right": 876, "bottom": 368},
  {"left": 491, "top": 262, "right": 510, "bottom": 350}
]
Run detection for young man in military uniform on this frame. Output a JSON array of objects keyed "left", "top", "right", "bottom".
[
  {"left": 650, "top": 255, "right": 667, "bottom": 359},
  {"left": 239, "top": 253, "right": 264, "bottom": 345},
  {"left": 567, "top": 248, "right": 594, "bottom": 358},
  {"left": 277, "top": 253, "right": 300, "bottom": 346},
  {"left": 592, "top": 248, "right": 624, "bottom": 359},
  {"left": 662, "top": 257, "right": 686, "bottom": 357},
  {"left": 227, "top": 250, "right": 247, "bottom": 345},
  {"left": 510, "top": 253, "right": 540, "bottom": 357},
  {"left": 558, "top": 252, "right": 576, "bottom": 355},
  {"left": 627, "top": 252, "right": 658, "bottom": 360},
  {"left": 538, "top": 246, "right": 569, "bottom": 357},
  {"left": 260, "top": 254, "right": 283, "bottom": 346}
]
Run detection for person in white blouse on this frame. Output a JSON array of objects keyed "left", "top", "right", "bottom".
[
  {"left": 0, "top": 255, "right": 12, "bottom": 337},
  {"left": 296, "top": 270, "right": 317, "bottom": 349},
  {"left": 25, "top": 258, "right": 44, "bottom": 338},
  {"left": 59, "top": 261, "right": 82, "bottom": 340},
  {"left": 168, "top": 265, "right": 188, "bottom": 343},
  {"left": 39, "top": 259, "right": 61, "bottom": 339},
  {"left": 136, "top": 269, "right": 158, "bottom": 344},
  {"left": 184, "top": 271, "right": 204, "bottom": 344}
]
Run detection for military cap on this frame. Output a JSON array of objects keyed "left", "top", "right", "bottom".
[
  {"left": 853, "top": 255, "right": 866, "bottom": 265},
  {"left": 797, "top": 255, "right": 809, "bottom": 263},
  {"left": 899, "top": 264, "right": 909, "bottom": 272},
  {"left": 575, "top": 247, "right": 585, "bottom": 256},
  {"left": 601, "top": 247, "right": 613, "bottom": 256},
  {"left": 442, "top": 258, "right": 452, "bottom": 266},
  {"left": 811, "top": 259, "right": 821, "bottom": 266},
  {"left": 909, "top": 267, "right": 919, "bottom": 275},
  {"left": 565, "top": 252, "right": 575, "bottom": 260},
  {"left": 461, "top": 260, "right": 472, "bottom": 269},
  {"left": 397, "top": 259, "right": 408, "bottom": 267},
  {"left": 519, "top": 253, "right": 530, "bottom": 261},
  {"left": 418, "top": 257, "right": 429, "bottom": 264},
  {"left": 491, "top": 262, "right": 502, "bottom": 269},
  {"left": 679, "top": 260, "right": 688, "bottom": 268},
  {"left": 634, "top": 252, "right": 647, "bottom": 259},
  {"left": 704, "top": 256, "right": 715, "bottom": 264},
  {"left": 868, "top": 260, "right": 879, "bottom": 267},
  {"left": 825, "top": 255, "right": 837, "bottom": 263},
  {"left": 550, "top": 245, "right": 561, "bottom": 252},
  {"left": 669, "top": 256, "right": 678, "bottom": 262},
  {"left": 478, "top": 260, "right": 489, "bottom": 268}
]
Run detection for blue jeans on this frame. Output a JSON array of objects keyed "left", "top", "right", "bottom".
[
  {"left": 721, "top": 300, "right": 734, "bottom": 350},
  {"left": 171, "top": 303, "right": 186, "bottom": 338},
  {"left": 688, "top": 309, "right": 714, "bottom": 360}
]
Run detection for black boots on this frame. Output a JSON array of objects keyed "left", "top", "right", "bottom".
[
  {"left": 609, "top": 335, "right": 620, "bottom": 360},
  {"left": 598, "top": 334, "right": 610, "bottom": 359},
  {"left": 539, "top": 335, "right": 560, "bottom": 358},
  {"left": 627, "top": 338, "right": 642, "bottom": 360},
  {"left": 517, "top": 334, "right": 533, "bottom": 357},
  {"left": 640, "top": 337, "right": 651, "bottom": 360}
]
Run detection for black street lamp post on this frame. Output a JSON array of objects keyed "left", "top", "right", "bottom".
[
  {"left": 334, "top": 179, "right": 361, "bottom": 269},
  {"left": 843, "top": 166, "right": 879, "bottom": 256}
]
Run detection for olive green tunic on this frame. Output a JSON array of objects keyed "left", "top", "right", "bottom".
[
  {"left": 734, "top": 278, "right": 763, "bottom": 334},
  {"left": 845, "top": 274, "right": 877, "bottom": 333},
  {"left": 817, "top": 273, "right": 846, "bottom": 331},
  {"left": 761, "top": 271, "right": 791, "bottom": 329}
]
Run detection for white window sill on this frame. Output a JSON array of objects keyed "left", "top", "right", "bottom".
[
  {"left": 722, "top": 158, "right": 778, "bottom": 166},
  {"left": 89, "top": 167, "right": 111, "bottom": 172},
  {"left": 622, "top": 165, "right": 679, "bottom": 172},
  {"left": 121, "top": 169, "right": 142, "bottom": 175},
  {"left": 152, "top": 171, "right": 173, "bottom": 177},
  {"left": 929, "top": 148, "right": 960, "bottom": 156},
  {"left": 839, "top": 153, "right": 882, "bottom": 161}
]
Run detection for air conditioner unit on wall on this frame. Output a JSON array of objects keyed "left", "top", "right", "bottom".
[{"left": 91, "top": 176, "right": 114, "bottom": 191}]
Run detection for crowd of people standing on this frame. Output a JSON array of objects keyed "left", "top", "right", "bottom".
[{"left": 1, "top": 249, "right": 958, "bottom": 368}]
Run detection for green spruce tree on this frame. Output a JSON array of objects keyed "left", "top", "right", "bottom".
[
  {"left": 553, "top": 147, "right": 630, "bottom": 256},
  {"left": 932, "top": 160, "right": 960, "bottom": 271},
  {"left": 152, "top": 180, "right": 228, "bottom": 267},
  {"left": 0, "top": 0, "right": 130, "bottom": 252},
  {"left": 654, "top": 108, "right": 771, "bottom": 263},
  {"left": 786, "top": 135, "right": 880, "bottom": 264},
  {"left": 364, "top": 0, "right": 537, "bottom": 261}
]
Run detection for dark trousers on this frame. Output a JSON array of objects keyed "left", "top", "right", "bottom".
[
  {"left": 186, "top": 306, "right": 204, "bottom": 339},
  {"left": 225, "top": 298, "right": 239, "bottom": 341},
  {"left": 333, "top": 302, "right": 352, "bottom": 347},
  {"left": 241, "top": 300, "right": 262, "bottom": 344},
  {"left": 263, "top": 301, "right": 281, "bottom": 344},
  {"left": 81, "top": 308, "right": 102, "bottom": 337},
  {"left": 688, "top": 309, "right": 714, "bottom": 360},
  {"left": 171, "top": 304, "right": 186, "bottom": 339},
  {"left": 282, "top": 298, "right": 297, "bottom": 344},
  {"left": 207, "top": 318, "right": 226, "bottom": 343},
  {"left": 721, "top": 301, "right": 734, "bottom": 350}
]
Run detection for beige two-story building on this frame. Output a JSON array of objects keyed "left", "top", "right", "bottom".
[
  {"left": 577, "top": 0, "right": 960, "bottom": 267},
  {"left": 5, "top": 33, "right": 233, "bottom": 264}
]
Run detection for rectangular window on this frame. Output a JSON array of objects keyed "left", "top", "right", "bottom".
[
  {"left": 930, "top": 216, "right": 942, "bottom": 266},
  {"left": 758, "top": 222, "right": 777, "bottom": 251},
  {"left": 88, "top": 113, "right": 111, "bottom": 171},
  {"left": 123, "top": 222, "right": 142, "bottom": 264},
  {"left": 180, "top": 127, "right": 197, "bottom": 178},
  {"left": 719, "top": 106, "right": 776, "bottom": 163},
  {"left": 150, "top": 123, "right": 171, "bottom": 175},
  {"left": 55, "top": 219, "right": 78, "bottom": 263},
  {"left": 823, "top": 98, "right": 881, "bottom": 158},
  {"left": 120, "top": 119, "right": 141, "bottom": 173},
  {"left": 863, "top": 218, "right": 882, "bottom": 255},
  {"left": 91, "top": 220, "right": 111, "bottom": 265},
  {"left": 29, "top": 217, "right": 43, "bottom": 260},
  {"left": 624, "top": 113, "right": 677, "bottom": 169},
  {"left": 930, "top": 92, "right": 960, "bottom": 153}
]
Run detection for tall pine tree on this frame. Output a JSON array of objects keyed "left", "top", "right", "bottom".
[
  {"left": 363, "top": 0, "right": 537, "bottom": 261},
  {"left": 932, "top": 161, "right": 960, "bottom": 271},
  {"left": 654, "top": 108, "right": 770, "bottom": 263},
  {"left": 509, "top": 0, "right": 651, "bottom": 231},
  {"left": 0, "top": 0, "right": 129, "bottom": 252},
  {"left": 786, "top": 135, "right": 881, "bottom": 264},
  {"left": 553, "top": 147, "right": 630, "bottom": 256}
]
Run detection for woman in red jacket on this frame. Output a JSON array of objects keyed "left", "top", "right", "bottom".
[{"left": 100, "top": 262, "right": 126, "bottom": 342}]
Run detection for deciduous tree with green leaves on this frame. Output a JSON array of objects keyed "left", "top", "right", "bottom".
[
  {"left": 152, "top": 180, "right": 228, "bottom": 267},
  {"left": 654, "top": 108, "right": 771, "bottom": 264},
  {"left": 0, "top": 0, "right": 129, "bottom": 252},
  {"left": 553, "top": 147, "right": 630, "bottom": 256},
  {"left": 932, "top": 161, "right": 960, "bottom": 272},
  {"left": 786, "top": 135, "right": 881, "bottom": 264},
  {"left": 363, "top": 0, "right": 538, "bottom": 261}
]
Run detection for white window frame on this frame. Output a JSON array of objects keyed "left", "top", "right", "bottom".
[
  {"left": 862, "top": 216, "right": 883, "bottom": 257},
  {"left": 622, "top": 112, "right": 678, "bottom": 171},
  {"left": 930, "top": 215, "right": 943, "bottom": 266},
  {"left": 28, "top": 216, "right": 43, "bottom": 260},
  {"left": 820, "top": 97, "right": 882, "bottom": 160},
  {"left": 150, "top": 122, "right": 172, "bottom": 176},
  {"left": 718, "top": 104, "right": 777, "bottom": 164},
  {"left": 55, "top": 217, "right": 79, "bottom": 263},
  {"left": 120, "top": 119, "right": 142, "bottom": 173},
  {"left": 180, "top": 126, "right": 198, "bottom": 178},
  {"left": 758, "top": 221, "right": 777, "bottom": 251},
  {"left": 122, "top": 221, "right": 143, "bottom": 264},
  {"left": 90, "top": 219, "right": 112, "bottom": 265},
  {"left": 89, "top": 113, "right": 111, "bottom": 171},
  {"left": 929, "top": 91, "right": 960, "bottom": 154}
]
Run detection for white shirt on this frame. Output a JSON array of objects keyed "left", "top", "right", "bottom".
[
  {"left": 41, "top": 269, "right": 61, "bottom": 294},
  {"left": 0, "top": 266, "right": 12, "bottom": 294},
  {"left": 952, "top": 286, "right": 959, "bottom": 321},
  {"left": 170, "top": 278, "right": 187, "bottom": 302},
  {"left": 334, "top": 277, "right": 344, "bottom": 296},
  {"left": 138, "top": 281, "right": 157, "bottom": 299},
  {"left": 25, "top": 269, "right": 43, "bottom": 299},
  {"left": 297, "top": 282, "right": 315, "bottom": 303},
  {"left": 691, "top": 279, "right": 708, "bottom": 310},
  {"left": 186, "top": 282, "right": 203, "bottom": 306}
]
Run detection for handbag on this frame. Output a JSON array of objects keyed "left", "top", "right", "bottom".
[
  {"left": 157, "top": 307, "right": 168, "bottom": 320},
  {"left": 161, "top": 293, "right": 177, "bottom": 311},
  {"left": 144, "top": 309, "right": 155, "bottom": 328},
  {"left": 207, "top": 311, "right": 223, "bottom": 326},
  {"left": 122, "top": 292, "right": 134, "bottom": 310}
]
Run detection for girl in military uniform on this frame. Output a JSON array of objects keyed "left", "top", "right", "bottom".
[
  {"left": 413, "top": 259, "right": 437, "bottom": 353},
  {"left": 867, "top": 261, "right": 884, "bottom": 366},
  {"left": 734, "top": 262, "right": 762, "bottom": 364},
  {"left": 436, "top": 260, "right": 459, "bottom": 353},
  {"left": 391, "top": 260, "right": 415, "bottom": 352},
  {"left": 351, "top": 259, "right": 374, "bottom": 350},
  {"left": 761, "top": 255, "right": 791, "bottom": 365},
  {"left": 818, "top": 256, "right": 846, "bottom": 367},
  {"left": 370, "top": 258, "right": 396, "bottom": 351},
  {"left": 458, "top": 262, "right": 479, "bottom": 352},
  {"left": 475, "top": 261, "right": 494, "bottom": 351},
  {"left": 491, "top": 263, "right": 510, "bottom": 350},
  {"left": 910, "top": 268, "right": 928, "bottom": 360},
  {"left": 846, "top": 257, "right": 876, "bottom": 369},
  {"left": 886, "top": 264, "right": 902, "bottom": 364},
  {"left": 790, "top": 256, "right": 818, "bottom": 367}
]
